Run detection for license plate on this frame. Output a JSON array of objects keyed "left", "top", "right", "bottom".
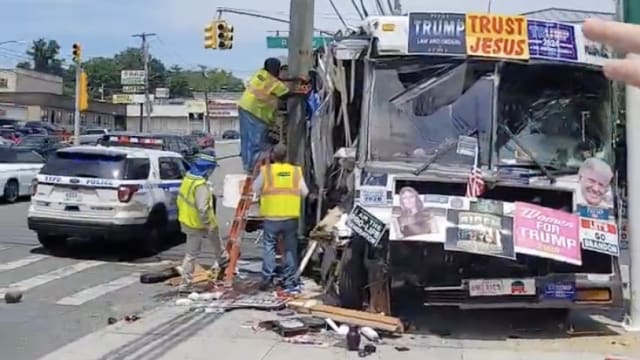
[
  {"left": 65, "top": 191, "right": 81, "bottom": 201},
  {"left": 469, "top": 278, "right": 536, "bottom": 296},
  {"left": 360, "top": 189, "right": 385, "bottom": 205}
]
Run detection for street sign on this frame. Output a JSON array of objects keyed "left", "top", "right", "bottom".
[
  {"left": 112, "top": 94, "right": 154, "bottom": 104},
  {"left": 207, "top": 100, "right": 238, "bottom": 117},
  {"left": 155, "top": 88, "right": 170, "bottom": 98},
  {"left": 122, "top": 85, "right": 144, "bottom": 93},
  {"left": 120, "top": 70, "right": 145, "bottom": 85},
  {"left": 266, "top": 36, "right": 332, "bottom": 49}
]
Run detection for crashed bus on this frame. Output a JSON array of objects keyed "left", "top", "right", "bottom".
[{"left": 303, "top": 12, "right": 624, "bottom": 314}]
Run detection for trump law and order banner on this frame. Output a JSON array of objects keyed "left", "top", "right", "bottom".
[
  {"left": 513, "top": 202, "right": 582, "bottom": 265},
  {"left": 464, "top": 13, "right": 529, "bottom": 60}
]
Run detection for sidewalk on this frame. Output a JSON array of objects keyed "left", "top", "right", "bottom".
[{"left": 40, "top": 303, "right": 637, "bottom": 360}]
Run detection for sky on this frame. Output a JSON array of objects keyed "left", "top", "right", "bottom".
[{"left": 0, "top": 0, "right": 616, "bottom": 79}]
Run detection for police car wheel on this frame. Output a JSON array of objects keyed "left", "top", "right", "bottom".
[
  {"left": 37, "top": 233, "right": 67, "bottom": 251},
  {"left": 140, "top": 216, "right": 167, "bottom": 256},
  {"left": 3, "top": 179, "right": 19, "bottom": 203}
]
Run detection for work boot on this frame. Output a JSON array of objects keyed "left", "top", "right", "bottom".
[{"left": 258, "top": 279, "right": 273, "bottom": 292}]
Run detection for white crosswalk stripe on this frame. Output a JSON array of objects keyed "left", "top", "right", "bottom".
[
  {"left": 0, "top": 260, "right": 103, "bottom": 298},
  {"left": 0, "top": 254, "right": 47, "bottom": 272},
  {"left": 56, "top": 273, "right": 141, "bottom": 306}
]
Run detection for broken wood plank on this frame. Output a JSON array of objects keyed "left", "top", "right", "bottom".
[{"left": 308, "top": 304, "right": 404, "bottom": 333}]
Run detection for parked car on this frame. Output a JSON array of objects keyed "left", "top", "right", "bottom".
[
  {"left": 82, "top": 128, "right": 110, "bottom": 135},
  {"left": 14, "top": 135, "right": 68, "bottom": 160},
  {"left": 184, "top": 135, "right": 202, "bottom": 153},
  {"left": 0, "top": 147, "right": 45, "bottom": 203},
  {"left": 0, "top": 128, "right": 22, "bottom": 144},
  {"left": 23, "top": 121, "right": 70, "bottom": 141},
  {"left": 222, "top": 129, "right": 240, "bottom": 139}
]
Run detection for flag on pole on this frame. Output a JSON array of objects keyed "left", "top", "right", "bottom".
[{"left": 465, "top": 141, "right": 485, "bottom": 198}]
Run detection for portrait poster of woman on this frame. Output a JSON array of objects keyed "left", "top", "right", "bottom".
[{"left": 390, "top": 186, "right": 448, "bottom": 242}]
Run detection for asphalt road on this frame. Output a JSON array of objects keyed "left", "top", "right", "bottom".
[{"left": 0, "top": 141, "right": 259, "bottom": 360}]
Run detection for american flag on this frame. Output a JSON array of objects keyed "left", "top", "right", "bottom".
[{"left": 465, "top": 141, "right": 485, "bottom": 198}]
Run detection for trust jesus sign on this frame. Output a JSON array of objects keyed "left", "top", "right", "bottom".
[{"left": 465, "top": 14, "right": 530, "bottom": 60}]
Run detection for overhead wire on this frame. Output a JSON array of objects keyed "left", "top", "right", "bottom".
[
  {"left": 359, "top": 0, "right": 370, "bottom": 17},
  {"left": 350, "top": 0, "right": 364, "bottom": 19},
  {"left": 327, "top": 0, "right": 348, "bottom": 28},
  {"left": 374, "top": 0, "right": 385, "bottom": 15},
  {"left": 386, "top": 0, "right": 395, "bottom": 14}
]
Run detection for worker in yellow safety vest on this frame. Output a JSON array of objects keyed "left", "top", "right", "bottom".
[
  {"left": 238, "top": 57, "right": 308, "bottom": 173},
  {"left": 176, "top": 149, "right": 228, "bottom": 292},
  {"left": 252, "top": 143, "right": 310, "bottom": 294}
]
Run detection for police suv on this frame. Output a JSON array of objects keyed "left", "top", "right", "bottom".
[{"left": 27, "top": 140, "right": 190, "bottom": 254}]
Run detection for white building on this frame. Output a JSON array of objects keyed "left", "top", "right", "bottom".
[
  {"left": 0, "top": 68, "right": 63, "bottom": 95},
  {"left": 125, "top": 98, "right": 239, "bottom": 136}
]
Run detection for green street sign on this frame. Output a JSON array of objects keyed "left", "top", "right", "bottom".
[{"left": 266, "top": 36, "right": 332, "bottom": 49}]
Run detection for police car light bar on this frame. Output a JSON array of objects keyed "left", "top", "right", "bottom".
[{"left": 108, "top": 136, "right": 164, "bottom": 145}]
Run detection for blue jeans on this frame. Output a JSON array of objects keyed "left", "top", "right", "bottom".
[
  {"left": 238, "top": 108, "right": 269, "bottom": 173},
  {"left": 262, "top": 219, "right": 299, "bottom": 288}
]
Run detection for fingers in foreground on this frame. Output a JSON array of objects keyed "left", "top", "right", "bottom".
[
  {"left": 603, "top": 58, "right": 640, "bottom": 88},
  {"left": 583, "top": 18, "right": 640, "bottom": 54}
]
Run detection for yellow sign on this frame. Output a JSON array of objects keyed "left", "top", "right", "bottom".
[
  {"left": 112, "top": 94, "right": 133, "bottom": 104},
  {"left": 465, "top": 13, "right": 529, "bottom": 60}
]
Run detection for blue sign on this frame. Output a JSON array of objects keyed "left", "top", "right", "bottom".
[
  {"left": 543, "top": 282, "right": 576, "bottom": 300},
  {"left": 528, "top": 20, "right": 578, "bottom": 61},
  {"left": 577, "top": 205, "right": 612, "bottom": 220},
  {"left": 408, "top": 13, "right": 466, "bottom": 55}
]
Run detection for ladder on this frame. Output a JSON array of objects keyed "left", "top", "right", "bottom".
[{"left": 223, "top": 154, "right": 270, "bottom": 284}]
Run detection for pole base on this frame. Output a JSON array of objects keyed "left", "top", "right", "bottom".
[{"left": 621, "top": 315, "right": 640, "bottom": 332}]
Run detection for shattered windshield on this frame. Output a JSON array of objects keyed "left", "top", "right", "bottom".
[
  {"left": 496, "top": 63, "right": 612, "bottom": 169},
  {"left": 367, "top": 59, "right": 494, "bottom": 166}
]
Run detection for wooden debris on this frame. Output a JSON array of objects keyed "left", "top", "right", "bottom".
[
  {"left": 293, "top": 303, "right": 403, "bottom": 333},
  {"left": 165, "top": 264, "right": 210, "bottom": 286}
]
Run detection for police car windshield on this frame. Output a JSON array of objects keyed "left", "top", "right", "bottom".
[{"left": 40, "top": 152, "right": 150, "bottom": 180}]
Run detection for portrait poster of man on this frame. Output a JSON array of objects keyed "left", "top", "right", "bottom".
[
  {"left": 389, "top": 186, "right": 449, "bottom": 242},
  {"left": 445, "top": 209, "right": 516, "bottom": 259},
  {"left": 575, "top": 157, "right": 614, "bottom": 209}
]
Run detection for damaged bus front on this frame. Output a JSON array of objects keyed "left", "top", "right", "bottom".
[{"left": 334, "top": 13, "right": 623, "bottom": 312}]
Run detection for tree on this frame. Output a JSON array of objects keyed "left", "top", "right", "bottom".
[
  {"left": 26, "top": 38, "right": 64, "bottom": 76},
  {"left": 83, "top": 57, "right": 120, "bottom": 98},
  {"left": 167, "top": 65, "right": 191, "bottom": 98},
  {"left": 16, "top": 61, "right": 31, "bottom": 70}
]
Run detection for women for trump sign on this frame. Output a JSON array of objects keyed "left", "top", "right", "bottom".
[{"left": 513, "top": 202, "right": 581, "bottom": 265}]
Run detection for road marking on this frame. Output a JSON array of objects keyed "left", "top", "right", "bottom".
[
  {"left": 0, "top": 261, "right": 102, "bottom": 297},
  {"left": 0, "top": 246, "right": 10, "bottom": 252},
  {"left": 39, "top": 305, "right": 202, "bottom": 360},
  {"left": 0, "top": 254, "right": 48, "bottom": 272},
  {"left": 56, "top": 273, "right": 141, "bottom": 306}
]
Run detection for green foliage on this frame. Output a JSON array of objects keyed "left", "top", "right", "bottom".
[
  {"left": 19, "top": 38, "right": 245, "bottom": 99},
  {"left": 26, "top": 38, "right": 65, "bottom": 77}
]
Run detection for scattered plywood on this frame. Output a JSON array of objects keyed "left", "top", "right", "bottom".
[
  {"left": 308, "top": 304, "right": 404, "bottom": 333},
  {"left": 165, "top": 264, "right": 209, "bottom": 286}
]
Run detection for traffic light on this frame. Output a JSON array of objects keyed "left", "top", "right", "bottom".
[
  {"left": 79, "top": 70, "right": 88, "bottom": 112},
  {"left": 217, "top": 21, "right": 234, "bottom": 49},
  {"left": 204, "top": 22, "right": 217, "bottom": 49},
  {"left": 72, "top": 43, "right": 81, "bottom": 63}
]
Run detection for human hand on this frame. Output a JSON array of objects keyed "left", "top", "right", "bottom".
[{"left": 583, "top": 18, "right": 640, "bottom": 87}]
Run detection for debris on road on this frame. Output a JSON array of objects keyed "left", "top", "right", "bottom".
[
  {"left": 288, "top": 303, "right": 404, "bottom": 333},
  {"left": 107, "top": 317, "right": 118, "bottom": 325},
  {"left": 4, "top": 290, "right": 23, "bottom": 304},
  {"left": 140, "top": 267, "right": 179, "bottom": 284}
]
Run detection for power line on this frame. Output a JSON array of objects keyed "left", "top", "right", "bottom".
[
  {"left": 132, "top": 32, "right": 156, "bottom": 131},
  {"left": 328, "top": 0, "right": 348, "bottom": 27}
]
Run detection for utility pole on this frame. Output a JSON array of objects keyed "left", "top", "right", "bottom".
[
  {"left": 286, "top": 0, "right": 314, "bottom": 166},
  {"left": 199, "top": 64, "right": 211, "bottom": 134},
  {"left": 132, "top": 32, "right": 156, "bottom": 132},
  {"left": 623, "top": 0, "right": 640, "bottom": 332}
]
